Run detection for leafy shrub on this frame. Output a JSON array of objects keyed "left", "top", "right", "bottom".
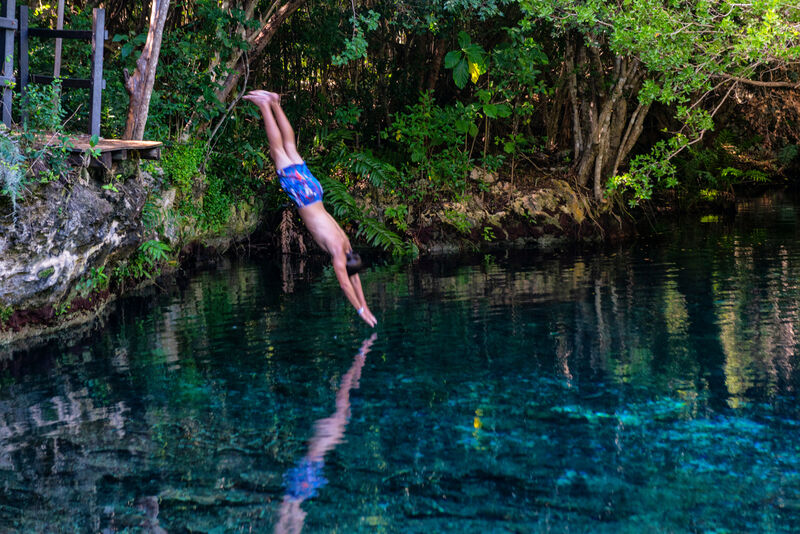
[
  {"left": 389, "top": 92, "right": 476, "bottom": 200},
  {"left": 0, "top": 131, "right": 25, "bottom": 217},
  {"left": 161, "top": 142, "right": 203, "bottom": 195}
]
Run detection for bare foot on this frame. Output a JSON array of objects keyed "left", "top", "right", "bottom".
[{"left": 242, "top": 90, "right": 272, "bottom": 107}]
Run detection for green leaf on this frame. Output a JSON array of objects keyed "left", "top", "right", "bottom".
[
  {"left": 464, "top": 44, "right": 485, "bottom": 64},
  {"left": 444, "top": 50, "right": 462, "bottom": 69},
  {"left": 454, "top": 119, "right": 471, "bottom": 134},
  {"left": 495, "top": 103, "right": 512, "bottom": 118},
  {"left": 468, "top": 60, "right": 483, "bottom": 83},
  {"left": 457, "top": 31, "right": 471, "bottom": 49},
  {"left": 453, "top": 58, "right": 469, "bottom": 89}
]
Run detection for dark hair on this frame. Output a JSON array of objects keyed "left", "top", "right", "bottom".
[{"left": 346, "top": 251, "right": 363, "bottom": 276}]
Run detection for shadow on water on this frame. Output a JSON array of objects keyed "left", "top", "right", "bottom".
[{"left": 2, "top": 190, "right": 800, "bottom": 532}]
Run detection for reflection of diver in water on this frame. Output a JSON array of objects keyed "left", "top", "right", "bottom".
[{"left": 275, "top": 333, "right": 377, "bottom": 534}]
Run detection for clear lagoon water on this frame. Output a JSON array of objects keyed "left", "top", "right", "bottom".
[{"left": 3, "top": 192, "right": 800, "bottom": 533}]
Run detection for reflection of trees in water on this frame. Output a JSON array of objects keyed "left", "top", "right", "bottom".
[
  {"left": 398, "top": 235, "right": 800, "bottom": 403},
  {"left": 720, "top": 242, "right": 798, "bottom": 406},
  {"left": 0, "top": 261, "right": 360, "bottom": 530},
  {"left": 2, "top": 202, "right": 800, "bottom": 529},
  {"left": 0, "top": 372, "right": 132, "bottom": 530}
]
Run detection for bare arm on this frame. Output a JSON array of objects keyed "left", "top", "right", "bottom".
[{"left": 333, "top": 254, "right": 376, "bottom": 327}]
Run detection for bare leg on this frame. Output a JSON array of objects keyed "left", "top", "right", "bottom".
[
  {"left": 267, "top": 95, "right": 304, "bottom": 165},
  {"left": 243, "top": 91, "right": 293, "bottom": 170}
]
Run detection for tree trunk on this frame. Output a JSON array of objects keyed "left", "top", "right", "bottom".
[
  {"left": 180, "top": 0, "right": 306, "bottom": 138},
  {"left": 425, "top": 38, "right": 446, "bottom": 92},
  {"left": 123, "top": 0, "right": 170, "bottom": 140},
  {"left": 557, "top": 35, "right": 652, "bottom": 200},
  {"left": 215, "top": 0, "right": 306, "bottom": 104}
]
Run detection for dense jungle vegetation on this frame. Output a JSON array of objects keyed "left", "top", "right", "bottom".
[{"left": 3, "top": 0, "right": 800, "bottom": 256}]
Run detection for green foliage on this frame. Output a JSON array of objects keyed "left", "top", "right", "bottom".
[
  {"left": 162, "top": 142, "right": 203, "bottom": 195},
  {"left": 22, "top": 79, "right": 65, "bottom": 132},
  {"left": 384, "top": 204, "right": 409, "bottom": 232},
  {"left": 114, "top": 239, "right": 173, "bottom": 283},
  {"left": 0, "top": 130, "right": 25, "bottom": 217},
  {"left": 84, "top": 134, "right": 101, "bottom": 161},
  {"left": 140, "top": 239, "right": 171, "bottom": 263},
  {"left": 332, "top": 147, "right": 400, "bottom": 190},
  {"left": 719, "top": 167, "right": 770, "bottom": 185},
  {"left": 75, "top": 266, "right": 109, "bottom": 297},
  {"left": 778, "top": 144, "right": 799, "bottom": 166},
  {"left": 319, "top": 176, "right": 417, "bottom": 257},
  {"left": 608, "top": 137, "right": 685, "bottom": 206},
  {"left": 200, "top": 174, "right": 232, "bottom": 231},
  {"left": 444, "top": 32, "right": 488, "bottom": 89},
  {"left": 391, "top": 92, "right": 476, "bottom": 199},
  {"left": 0, "top": 305, "right": 12, "bottom": 325},
  {"left": 141, "top": 200, "right": 162, "bottom": 232},
  {"left": 19, "top": 80, "right": 74, "bottom": 181},
  {"left": 442, "top": 209, "right": 473, "bottom": 234},
  {"left": 332, "top": 10, "right": 380, "bottom": 66},
  {"left": 522, "top": 0, "right": 800, "bottom": 202},
  {"left": 160, "top": 142, "right": 235, "bottom": 231}
]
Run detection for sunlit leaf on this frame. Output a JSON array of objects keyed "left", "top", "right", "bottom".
[{"left": 469, "top": 61, "right": 482, "bottom": 83}]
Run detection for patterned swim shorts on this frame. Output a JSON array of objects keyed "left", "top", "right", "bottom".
[{"left": 277, "top": 162, "right": 323, "bottom": 208}]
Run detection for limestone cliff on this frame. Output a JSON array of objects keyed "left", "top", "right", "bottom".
[{"left": 0, "top": 166, "right": 150, "bottom": 311}]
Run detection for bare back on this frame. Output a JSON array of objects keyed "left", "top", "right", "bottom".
[{"left": 297, "top": 202, "right": 350, "bottom": 257}]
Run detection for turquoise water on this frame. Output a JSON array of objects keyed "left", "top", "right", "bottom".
[{"left": 2, "top": 193, "right": 800, "bottom": 532}]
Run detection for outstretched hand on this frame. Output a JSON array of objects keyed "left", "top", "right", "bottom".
[{"left": 359, "top": 306, "right": 378, "bottom": 328}]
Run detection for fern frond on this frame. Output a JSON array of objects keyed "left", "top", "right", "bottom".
[
  {"left": 319, "top": 176, "right": 416, "bottom": 257},
  {"left": 339, "top": 150, "right": 398, "bottom": 188}
]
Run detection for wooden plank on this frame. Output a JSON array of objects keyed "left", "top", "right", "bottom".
[
  {"left": 66, "top": 136, "right": 163, "bottom": 152},
  {"left": 28, "top": 28, "right": 92, "bottom": 40},
  {"left": 0, "top": 16, "right": 16, "bottom": 30},
  {"left": 53, "top": 0, "right": 64, "bottom": 78},
  {"left": 88, "top": 8, "right": 104, "bottom": 137},
  {"left": 1, "top": 0, "right": 14, "bottom": 127},
  {"left": 57, "top": 136, "right": 164, "bottom": 166}
]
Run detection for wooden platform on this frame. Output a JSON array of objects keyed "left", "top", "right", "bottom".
[{"left": 36, "top": 134, "right": 163, "bottom": 168}]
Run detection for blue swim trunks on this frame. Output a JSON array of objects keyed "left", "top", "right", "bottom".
[
  {"left": 284, "top": 458, "right": 327, "bottom": 500},
  {"left": 277, "top": 162, "right": 323, "bottom": 208}
]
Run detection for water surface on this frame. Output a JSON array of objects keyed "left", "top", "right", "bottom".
[{"left": 2, "top": 193, "right": 800, "bottom": 532}]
